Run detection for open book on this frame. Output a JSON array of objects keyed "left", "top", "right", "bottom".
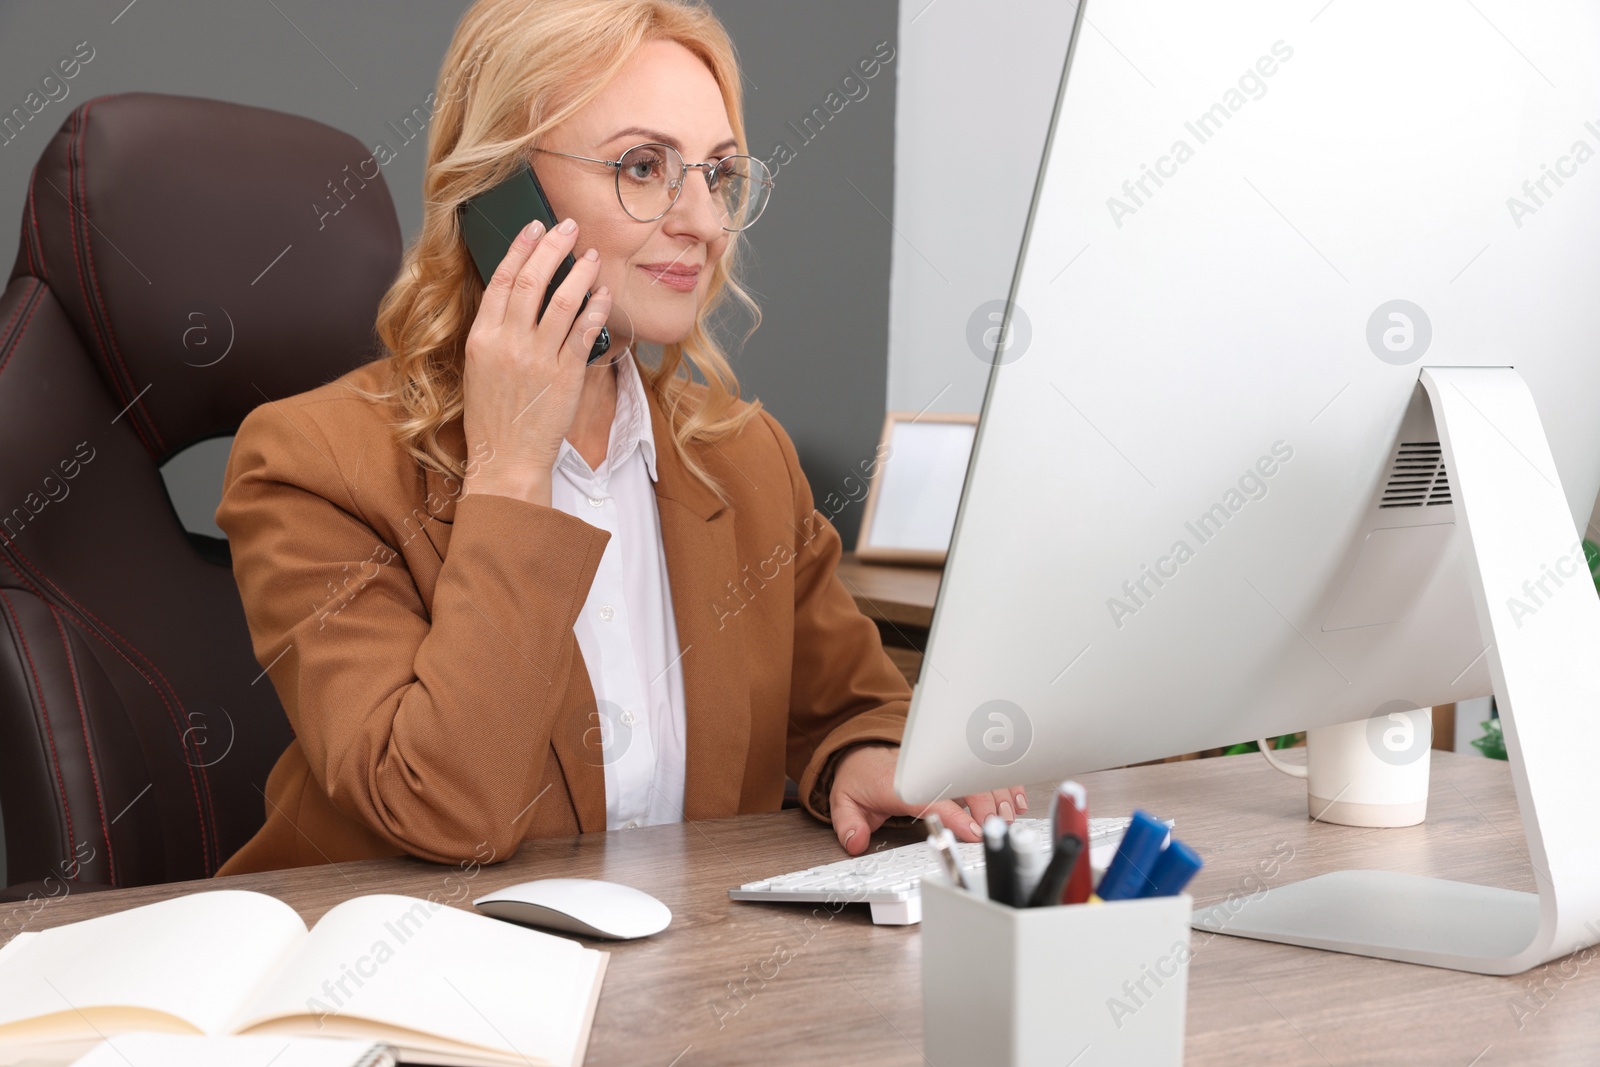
[
  {"left": 0, "top": 890, "right": 607, "bottom": 1067},
  {"left": 69, "top": 1033, "right": 398, "bottom": 1067}
]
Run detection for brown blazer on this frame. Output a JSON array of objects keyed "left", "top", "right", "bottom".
[{"left": 212, "top": 359, "right": 912, "bottom": 876}]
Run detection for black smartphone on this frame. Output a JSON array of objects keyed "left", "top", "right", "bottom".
[{"left": 458, "top": 159, "right": 611, "bottom": 363}]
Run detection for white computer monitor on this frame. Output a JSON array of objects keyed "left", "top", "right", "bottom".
[{"left": 894, "top": 0, "right": 1600, "bottom": 974}]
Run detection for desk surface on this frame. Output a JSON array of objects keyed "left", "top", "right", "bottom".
[
  {"left": 835, "top": 553, "right": 941, "bottom": 630},
  {"left": 8, "top": 752, "right": 1585, "bottom": 1065}
]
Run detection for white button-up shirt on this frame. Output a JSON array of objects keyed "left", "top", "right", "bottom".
[{"left": 549, "top": 350, "right": 687, "bottom": 830}]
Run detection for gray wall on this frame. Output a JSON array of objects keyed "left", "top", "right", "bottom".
[
  {"left": 887, "top": 0, "right": 1076, "bottom": 414},
  {"left": 0, "top": 0, "right": 898, "bottom": 885},
  {"left": 715, "top": 2, "right": 899, "bottom": 546}
]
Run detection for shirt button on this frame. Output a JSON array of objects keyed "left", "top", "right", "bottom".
[
  {"left": 619, "top": 709, "right": 637, "bottom": 727},
  {"left": 599, "top": 605, "right": 616, "bottom": 622},
  {"left": 587, "top": 496, "right": 605, "bottom": 508}
]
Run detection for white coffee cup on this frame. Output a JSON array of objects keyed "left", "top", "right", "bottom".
[{"left": 1256, "top": 707, "right": 1432, "bottom": 827}]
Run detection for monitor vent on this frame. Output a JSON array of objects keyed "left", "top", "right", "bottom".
[{"left": 1380, "top": 442, "right": 1452, "bottom": 508}]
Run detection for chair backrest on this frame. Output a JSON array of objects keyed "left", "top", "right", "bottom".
[{"left": 0, "top": 91, "right": 402, "bottom": 889}]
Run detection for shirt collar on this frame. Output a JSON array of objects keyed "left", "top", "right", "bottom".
[{"left": 556, "top": 347, "right": 658, "bottom": 484}]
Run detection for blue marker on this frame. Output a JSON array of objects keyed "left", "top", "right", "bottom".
[
  {"left": 1139, "top": 838, "right": 1203, "bottom": 898},
  {"left": 1095, "top": 810, "right": 1168, "bottom": 901}
]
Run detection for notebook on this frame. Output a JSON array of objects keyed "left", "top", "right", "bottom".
[
  {"left": 0, "top": 890, "right": 607, "bottom": 1067},
  {"left": 67, "top": 1033, "right": 397, "bottom": 1067}
]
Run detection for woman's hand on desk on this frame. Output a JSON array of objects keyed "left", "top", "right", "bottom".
[{"left": 828, "top": 742, "right": 1027, "bottom": 856}]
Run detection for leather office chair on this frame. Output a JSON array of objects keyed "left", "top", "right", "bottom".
[{"left": 0, "top": 92, "right": 402, "bottom": 896}]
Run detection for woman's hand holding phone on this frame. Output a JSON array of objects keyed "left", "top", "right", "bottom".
[{"left": 461, "top": 216, "right": 612, "bottom": 507}]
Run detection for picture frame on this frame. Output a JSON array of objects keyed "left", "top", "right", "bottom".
[{"left": 855, "top": 411, "right": 979, "bottom": 565}]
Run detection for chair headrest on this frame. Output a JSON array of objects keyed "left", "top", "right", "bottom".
[{"left": 9, "top": 91, "right": 404, "bottom": 460}]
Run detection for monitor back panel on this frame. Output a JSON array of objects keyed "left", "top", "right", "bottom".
[{"left": 898, "top": 0, "right": 1600, "bottom": 802}]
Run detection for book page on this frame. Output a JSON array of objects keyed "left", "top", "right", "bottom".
[
  {"left": 231, "top": 895, "right": 604, "bottom": 1067},
  {"left": 0, "top": 891, "right": 306, "bottom": 1041},
  {"left": 69, "top": 1032, "right": 395, "bottom": 1067}
]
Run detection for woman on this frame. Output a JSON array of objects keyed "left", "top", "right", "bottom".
[{"left": 214, "top": 0, "right": 1024, "bottom": 876}]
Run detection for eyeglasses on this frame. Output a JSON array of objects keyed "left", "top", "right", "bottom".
[{"left": 531, "top": 141, "right": 773, "bottom": 231}]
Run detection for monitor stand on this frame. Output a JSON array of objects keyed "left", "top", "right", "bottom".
[{"left": 1191, "top": 366, "right": 1600, "bottom": 975}]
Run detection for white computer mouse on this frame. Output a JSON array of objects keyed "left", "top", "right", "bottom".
[{"left": 473, "top": 877, "right": 672, "bottom": 940}]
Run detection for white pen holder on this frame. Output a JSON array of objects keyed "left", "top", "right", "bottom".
[{"left": 920, "top": 877, "right": 1192, "bottom": 1067}]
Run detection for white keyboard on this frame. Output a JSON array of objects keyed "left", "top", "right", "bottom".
[{"left": 729, "top": 816, "right": 1135, "bottom": 925}]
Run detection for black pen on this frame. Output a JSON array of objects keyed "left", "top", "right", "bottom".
[
  {"left": 1027, "top": 832, "right": 1084, "bottom": 908},
  {"left": 983, "top": 815, "right": 1017, "bottom": 907}
]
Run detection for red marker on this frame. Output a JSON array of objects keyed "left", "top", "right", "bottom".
[{"left": 1050, "top": 781, "right": 1092, "bottom": 904}]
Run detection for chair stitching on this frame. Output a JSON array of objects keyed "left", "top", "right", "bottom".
[
  {"left": 21, "top": 205, "right": 36, "bottom": 277},
  {"left": 2, "top": 550, "right": 215, "bottom": 871},
  {"left": 46, "top": 602, "right": 116, "bottom": 886},
  {"left": 28, "top": 165, "right": 46, "bottom": 286},
  {"left": 62, "top": 106, "right": 155, "bottom": 458},
  {"left": 0, "top": 283, "right": 45, "bottom": 380},
  {"left": 76, "top": 98, "right": 164, "bottom": 456},
  {"left": 0, "top": 550, "right": 215, "bottom": 872},
  {"left": 0, "top": 590, "right": 75, "bottom": 870},
  {"left": 0, "top": 288, "right": 214, "bottom": 869},
  {"left": 61, "top": 111, "right": 98, "bottom": 387}
]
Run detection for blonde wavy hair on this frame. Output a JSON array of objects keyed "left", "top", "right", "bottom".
[{"left": 361, "top": 0, "right": 762, "bottom": 498}]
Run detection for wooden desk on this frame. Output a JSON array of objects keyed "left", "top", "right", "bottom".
[
  {"left": 835, "top": 552, "right": 940, "bottom": 685},
  {"left": 8, "top": 752, "right": 1585, "bottom": 1065},
  {"left": 835, "top": 553, "right": 941, "bottom": 632}
]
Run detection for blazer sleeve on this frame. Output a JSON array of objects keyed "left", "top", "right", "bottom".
[
  {"left": 216, "top": 399, "right": 610, "bottom": 864},
  {"left": 758, "top": 411, "right": 914, "bottom": 820}
]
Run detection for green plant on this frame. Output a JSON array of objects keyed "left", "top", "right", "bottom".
[
  {"left": 1222, "top": 734, "right": 1301, "bottom": 756},
  {"left": 1472, "top": 717, "right": 1506, "bottom": 760}
]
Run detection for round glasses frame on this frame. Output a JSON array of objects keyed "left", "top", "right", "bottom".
[{"left": 530, "top": 142, "right": 773, "bottom": 231}]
